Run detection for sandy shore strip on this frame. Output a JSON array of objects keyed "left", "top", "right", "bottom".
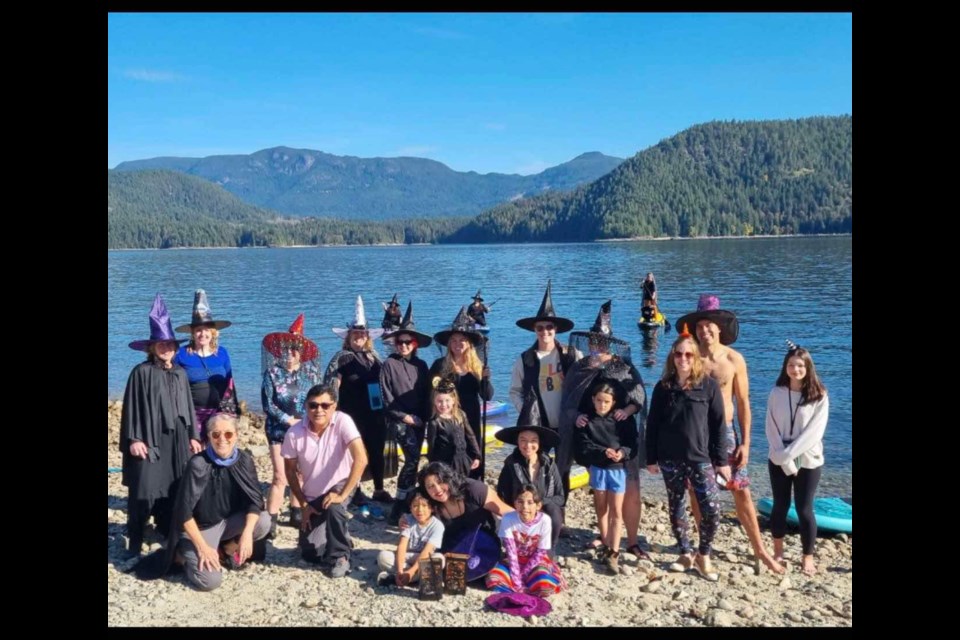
[{"left": 107, "top": 403, "right": 852, "bottom": 627}]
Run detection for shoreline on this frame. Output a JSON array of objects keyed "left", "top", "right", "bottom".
[
  {"left": 107, "top": 234, "right": 851, "bottom": 251},
  {"left": 107, "top": 404, "right": 852, "bottom": 627}
]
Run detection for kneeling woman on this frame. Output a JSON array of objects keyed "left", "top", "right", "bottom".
[
  {"left": 137, "top": 413, "right": 271, "bottom": 590},
  {"left": 418, "top": 461, "right": 513, "bottom": 551}
]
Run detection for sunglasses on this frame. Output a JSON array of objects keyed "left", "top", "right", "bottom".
[
  {"left": 673, "top": 351, "right": 695, "bottom": 360},
  {"left": 210, "top": 431, "right": 236, "bottom": 442},
  {"left": 307, "top": 401, "right": 335, "bottom": 410},
  {"left": 395, "top": 339, "right": 415, "bottom": 346},
  {"left": 534, "top": 324, "right": 555, "bottom": 332}
]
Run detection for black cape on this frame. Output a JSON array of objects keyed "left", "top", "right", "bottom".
[
  {"left": 135, "top": 449, "right": 264, "bottom": 580},
  {"left": 120, "top": 361, "right": 199, "bottom": 501}
]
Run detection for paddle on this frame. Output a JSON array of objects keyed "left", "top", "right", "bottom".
[{"left": 480, "top": 335, "right": 490, "bottom": 478}]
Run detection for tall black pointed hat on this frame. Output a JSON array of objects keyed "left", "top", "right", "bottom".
[
  {"left": 433, "top": 306, "right": 486, "bottom": 346},
  {"left": 384, "top": 301, "right": 433, "bottom": 347},
  {"left": 494, "top": 392, "right": 560, "bottom": 450},
  {"left": 515, "top": 279, "right": 574, "bottom": 333},
  {"left": 472, "top": 289, "right": 484, "bottom": 302},
  {"left": 569, "top": 299, "right": 629, "bottom": 347},
  {"left": 175, "top": 289, "right": 232, "bottom": 333}
]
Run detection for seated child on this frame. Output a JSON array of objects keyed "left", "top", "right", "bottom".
[
  {"left": 485, "top": 484, "right": 567, "bottom": 597},
  {"left": 377, "top": 491, "right": 445, "bottom": 587}
]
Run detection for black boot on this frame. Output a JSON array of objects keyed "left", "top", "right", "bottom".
[
  {"left": 288, "top": 507, "right": 302, "bottom": 529},
  {"left": 267, "top": 513, "right": 279, "bottom": 539}
]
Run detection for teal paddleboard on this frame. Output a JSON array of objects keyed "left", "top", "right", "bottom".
[{"left": 757, "top": 496, "right": 852, "bottom": 534}]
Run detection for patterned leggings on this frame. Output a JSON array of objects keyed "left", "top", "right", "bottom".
[{"left": 660, "top": 460, "right": 721, "bottom": 556}]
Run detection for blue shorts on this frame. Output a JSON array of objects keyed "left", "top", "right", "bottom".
[{"left": 589, "top": 466, "right": 627, "bottom": 494}]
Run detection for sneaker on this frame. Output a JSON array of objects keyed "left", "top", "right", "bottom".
[
  {"left": 353, "top": 490, "right": 370, "bottom": 507},
  {"left": 358, "top": 505, "right": 371, "bottom": 518},
  {"left": 377, "top": 571, "right": 395, "bottom": 587},
  {"left": 267, "top": 514, "right": 279, "bottom": 540},
  {"left": 328, "top": 556, "right": 350, "bottom": 578}
]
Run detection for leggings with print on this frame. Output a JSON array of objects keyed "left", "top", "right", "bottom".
[{"left": 660, "top": 459, "right": 721, "bottom": 556}]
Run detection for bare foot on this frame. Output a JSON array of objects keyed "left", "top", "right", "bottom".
[
  {"left": 801, "top": 555, "right": 817, "bottom": 576},
  {"left": 759, "top": 552, "right": 785, "bottom": 575}
]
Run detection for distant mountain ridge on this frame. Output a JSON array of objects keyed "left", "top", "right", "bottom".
[
  {"left": 447, "top": 116, "right": 852, "bottom": 243},
  {"left": 114, "top": 148, "right": 624, "bottom": 220}
]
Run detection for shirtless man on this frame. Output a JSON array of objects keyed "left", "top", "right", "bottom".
[{"left": 677, "top": 295, "right": 783, "bottom": 575}]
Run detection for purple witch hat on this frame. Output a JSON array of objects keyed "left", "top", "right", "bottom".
[
  {"left": 485, "top": 592, "right": 553, "bottom": 617},
  {"left": 128, "top": 293, "right": 189, "bottom": 352}
]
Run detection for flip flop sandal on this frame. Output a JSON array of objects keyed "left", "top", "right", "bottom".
[
  {"left": 584, "top": 536, "right": 604, "bottom": 551},
  {"left": 626, "top": 544, "right": 652, "bottom": 561},
  {"left": 669, "top": 554, "right": 695, "bottom": 572},
  {"left": 693, "top": 555, "right": 719, "bottom": 582}
]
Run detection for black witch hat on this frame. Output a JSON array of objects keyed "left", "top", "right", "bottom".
[
  {"left": 384, "top": 301, "right": 433, "bottom": 347},
  {"left": 515, "top": 279, "right": 575, "bottom": 333},
  {"left": 433, "top": 306, "right": 486, "bottom": 346},
  {"left": 494, "top": 392, "right": 560, "bottom": 450}
]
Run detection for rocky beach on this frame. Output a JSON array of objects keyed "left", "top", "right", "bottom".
[{"left": 107, "top": 402, "right": 852, "bottom": 627}]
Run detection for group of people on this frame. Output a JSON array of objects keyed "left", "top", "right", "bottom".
[{"left": 119, "top": 281, "right": 829, "bottom": 595}]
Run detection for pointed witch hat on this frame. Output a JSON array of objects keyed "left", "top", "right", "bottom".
[
  {"left": 515, "top": 279, "right": 574, "bottom": 333},
  {"left": 175, "top": 289, "right": 232, "bottom": 333},
  {"left": 332, "top": 295, "right": 385, "bottom": 340},
  {"left": 569, "top": 299, "right": 629, "bottom": 347},
  {"left": 472, "top": 289, "right": 484, "bottom": 302},
  {"left": 494, "top": 391, "right": 559, "bottom": 450},
  {"left": 129, "top": 293, "right": 189, "bottom": 351},
  {"left": 383, "top": 301, "right": 433, "bottom": 347},
  {"left": 262, "top": 313, "right": 320, "bottom": 362},
  {"left": 433, "top": 306, "right": 486, "bottom": 347}
]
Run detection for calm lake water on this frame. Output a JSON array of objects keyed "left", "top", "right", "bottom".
[{"left": 108, "top": 237, "right": 852, "bottom": 499}]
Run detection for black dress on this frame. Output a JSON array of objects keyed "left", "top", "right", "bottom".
[{"left": 426, "top": 416, "right": 482, "bottom": 477}]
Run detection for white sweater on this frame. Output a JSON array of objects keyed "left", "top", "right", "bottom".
[{"left": 764, "top": 386, "right": 829, "bottom": 476}]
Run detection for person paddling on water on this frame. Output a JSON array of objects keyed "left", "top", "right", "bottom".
[
  {"left": 466, "top": 290, "right": 491, "bottom": 327},
  {"left": 676, "top": 295, "right": 784, "bottom": 575}
]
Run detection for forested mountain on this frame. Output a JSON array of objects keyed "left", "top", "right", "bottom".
[
  {"left": 114, "top": 148, "right": 624, "bottom": 220},
  {"left": 109, "top": 117, "right": 851, "bottom": 249},
  {"left": 445, "top": 116, "right": 852, "bottom": 243}
]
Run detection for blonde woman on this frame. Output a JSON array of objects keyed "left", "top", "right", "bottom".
[
  {"left": 173, "top": 289, "right": 236, "bottom": 440},
  {"left": 431, "top": 307, "right": 492, "bottom": 477},
  {"left": 645, "top": 329, "right": 728, "bottom": 581}
]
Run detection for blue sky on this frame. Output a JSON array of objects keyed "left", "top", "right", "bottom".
[{"left": 108, "top": 12, "right": 852, "bottom": 175}]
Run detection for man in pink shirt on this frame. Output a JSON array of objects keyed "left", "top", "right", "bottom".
[{"left": 282, "top": 383, "right": 368, "bottom": 578}]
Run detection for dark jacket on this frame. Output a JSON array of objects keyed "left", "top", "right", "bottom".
[
  {"left": 521, "top": 344, "right": 577, "bottom": 429},
  {"left": 429, "top": 359, "right": 494, "bottom": 444},
  {"left": 380, "top": 353, "right": 430, "bottom": 424},
  {"left": 575, "top": 412, "right": 638, "bottom": 469},
  {"left": 496, "top": 449, "right": 565, "bottom": 509},
  {"left": 646, "top": 376, "right": 726, "bottom": 467}
]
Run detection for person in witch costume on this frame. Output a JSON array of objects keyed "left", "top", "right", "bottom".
[
  {"left": 508, "top": 280, "right": 579, "bottom": 433},
  {"left": 676, "top": 294, "right": 784, "bottom": 575},
  {"left": 466, "top": 289, "right": 491, "bottom": 327},
  {"left": 261, "top": 313, "right": 323, "bottom": 537},
  {"left": 134, "top": 413, "right": 271, "bottom": 590},
  {"left": 495, "top": 393, "right": 566, "bottom": 551},
  {"left": 381, "top": 293, "right": 403, "bottom": 331},
  {"left": 121, "top": 294, "right": 203, "bottom": 558},
  {"left": 173, "top": 289, "right": 237, "bottom": 440},
  {"left": 425, "top": 376, "right": 482, "bottom": 478},
  {"left": 381, "top": 302, "right": 433, "bottom": 525},
  {"left": 324, "top": 296, "right": 389, "bottom": 508},
  {"left": 431, "top": 306, "right": 494, "bottom": 477},
  {"left": 560, "top": 300, "right": 648, "bottom": 559}
]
